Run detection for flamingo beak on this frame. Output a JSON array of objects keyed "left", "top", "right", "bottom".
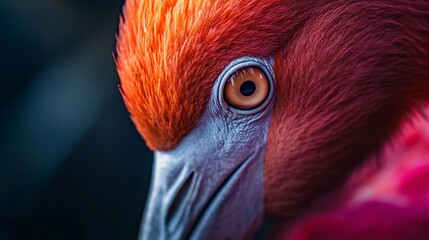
[
  {"left": 138, "top": 113, "right": 271, "bottom": 239},
  {"left": 140, "top": 148, "right": 265, "bottom": 240}
]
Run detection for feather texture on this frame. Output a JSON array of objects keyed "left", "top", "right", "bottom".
[
  {"left": 265, "top": 1, "right": 429, "bottom": 216},
  {"left": 284, "top": 109, "right": 429, "bottom": 239}
]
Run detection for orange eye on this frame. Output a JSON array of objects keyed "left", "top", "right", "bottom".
[{"left": 224, "top": 67, "right": 269, "bottom": 110}]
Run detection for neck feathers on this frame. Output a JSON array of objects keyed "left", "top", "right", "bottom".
[{"left": 265, "top": 0, "right": 429, "bottom": 217}]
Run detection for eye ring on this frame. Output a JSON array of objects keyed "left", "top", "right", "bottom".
[{"left": 217, "top": 57, "right": 274, "bottom": 115}]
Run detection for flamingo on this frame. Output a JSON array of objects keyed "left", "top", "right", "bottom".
[{"left": 115, "top": 0, "right": 429, "bottom": 239}]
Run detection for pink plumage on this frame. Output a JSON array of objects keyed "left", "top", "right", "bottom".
[{"left": 284, "top": 108, "right": 429, "bottom": 239}]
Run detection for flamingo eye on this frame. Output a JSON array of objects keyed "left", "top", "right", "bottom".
[{"left": 224, "top": 67, "right": 270, "bottom": 110}]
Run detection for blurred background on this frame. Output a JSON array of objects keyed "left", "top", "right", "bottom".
[{"left": 0, "top": 1, "right": 154, "bottom": 239}]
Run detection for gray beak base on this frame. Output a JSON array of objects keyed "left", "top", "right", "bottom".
[{"left": 140, "top": 148, "right": 265, "bottom": 240}]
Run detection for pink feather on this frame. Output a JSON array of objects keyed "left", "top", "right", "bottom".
[{"left": 283, "top": 107, "right": 429, "bottom": 240}]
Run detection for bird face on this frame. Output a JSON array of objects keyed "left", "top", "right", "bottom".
[
  {"left": 116, "top": 0, "right": 427, "bottom": 239},
  {"left": 115, "top": 1, "right": 299, "bottom": 238},
  {"left": 140, "top": 57, "right": 276, "bottom": 239}
]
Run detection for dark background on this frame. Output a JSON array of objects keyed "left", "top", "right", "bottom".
[{"left": 0, "top": 1, "right": 154, "bottom": 239}]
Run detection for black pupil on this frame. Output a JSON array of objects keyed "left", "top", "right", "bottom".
[{"left": 240, "top": 80, "right": 256, "bottom": 96}]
